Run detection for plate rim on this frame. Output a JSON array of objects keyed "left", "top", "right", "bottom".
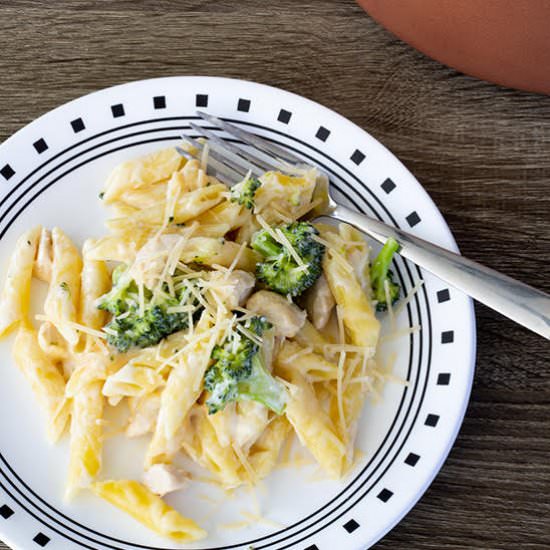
[{"left": 0, "top": 75, "right": 477, "bottom": 550}]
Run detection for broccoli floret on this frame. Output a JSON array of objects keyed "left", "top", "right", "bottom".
[
  {"left": 97, "top": 268, "right": 196, "bottom": 352},
  {"left": 251, "top": 221, "right": 325, "bottom": 297},
  {"left": 231, "top": 176, "right": 261, "bottom": 209},
  {"left": 370, "top": 237, "right": 401, "bottom": 311},
  {"left": 204, "top": 316, "right": 287, "bottom": 415}
]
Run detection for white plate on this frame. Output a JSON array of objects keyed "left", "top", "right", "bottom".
[{"left": 0, "top": 76, "right": 475, "bottom": 550}]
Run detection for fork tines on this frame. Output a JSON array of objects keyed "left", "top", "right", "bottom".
[{"left": 176, "top": 112, "right": 306, "bottom": 185}]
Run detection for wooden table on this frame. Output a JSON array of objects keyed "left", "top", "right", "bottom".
[{"left": 0, "top": 1, "right": 548, "bottom": 548}]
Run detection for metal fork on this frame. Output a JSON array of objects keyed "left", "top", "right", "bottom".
[{"left": 179, "top": 111, "right": 550, "bottom": 340}]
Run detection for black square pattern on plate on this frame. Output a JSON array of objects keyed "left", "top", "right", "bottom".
[
  {"left": 437, "top": 373, "right": 451, "bottom": 385},
  {"left": 425, "top": 414, "right": 440, "bottom": 427},
  {"left": 278, "top": 109, "right": 292, "bottom": 124},
  {"left": 350, "top": 149, "right": 365, "bottom": 165},
  {"left": 381, "top": 177, "right": 396, "bottom": 194},
  {"left": 71, "top": 118, "right": 85, "bottom": 133},
  {"left": 405, "top": 452, "right": 420, "bottom": 467},
  {"left": 196, "top": 94, "right": 208, "bottom": 107},
  {"left": 343, "top": 519, "right": 360, "bottom": 533},
  {"left": 406, "top": 211, "right": 421, "bottom": 227},
  {"left": 304, "top": 546, "right": 319, "bottom": 550},
  {"left": 237, "top": 98, "right": 251, "bottom": 112},
  {"left": 441, "top": 330, "right": 454, "bottom": 344},
  {"left": 0, "top": 164, "right": 15, "bottom": 180},
  {"left": 437, "top": 289, "right": 450, "bottom": 303},
  {"left": 316, "top": 126, "right": 330, "bottom": 142},
  {"left": 0, "top": 505, "right": 14, "bottom": 519},
  {"left": 33, "top": 138, "right": 48, "bottom": 154},
  {"left": 153, "top": 96, "right": 166, "bottom": 109},
  {"left": 111, "top": 104, "right": 125, "bottom": 118},
  {"left": 377, "top": 488, "right": 394, "bottom": 502},
  {"left": 33, "top": 533, "right": 50, "bottom": 547}
]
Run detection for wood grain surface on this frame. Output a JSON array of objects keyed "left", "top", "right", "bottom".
[{"left": 0, "top": 1, "right": 549, "bottom": 548}]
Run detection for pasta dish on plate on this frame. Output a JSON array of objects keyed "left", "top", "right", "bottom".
[{"left": 0, "top": 144, "right": 402, "bottom": 542}]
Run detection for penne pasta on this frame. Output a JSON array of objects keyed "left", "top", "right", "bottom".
[
  {"left": 277, "top": 340, "right": 339, "bottom": 381},
  {"left": 339, "top": 224, "right": 372, "bottom": 296},
  {"left": 279, "top": 369, "right": 346, "bottom": 478},
  {"left": 44, "top": 228, "right": 83, "bottom": 347},
  {"left": 182, "top": 406, "right": 243, "bottom": 488},
  {"left": 146, "top": 316, "right": 217, "bottom": 466},
  {"left": 179, "top": 237, "right": 259, "bottom": 271},
  {"left": 90, "top": 480, "right": 206, "bottom": 542},
  {"left": 292, "top": 319, "right": 331, "bottom": 357},
  {"left": 248, "top": 415, "right": 291, "bottom": 480},
  {"left": 66, "top": 378, "right": 103, "bottom": 500},
  {"left": 115, "top": 181, "right": 169, "bottom": 209},
  {"left": 79, "top": 239, "right": 111, "bottom": 351},
  {"left": 85, "top": 233, "right": 145, "bottom": 264},
  {"left": 255, "top": 169, "right": 317, "bottom": 220},
  {"left": 103, "top": 362, "right": 164, "bottom": 400},
  {"left": 13, "top": 326, "right": 70, "bottom": 442},
  {"left": 322, "top": 230, "right": 380, "bottom": 348},
  {"left": 0, "top": 226, "right": 41, "bottom": 337},
  {"left": 115, "top": 184, "right": 226, "bottom": 227},
  {"left": 193, "top": 200, "right": 250, "bottom": 232},
  {"left": 37, "top": 321, "right": 69, "bottom": 362},
  {"left": 102, "top": 146, "right": 184, "bottom": 203},
  {"left": 33, "top": 227, "right": 53, "bottom": 283}
]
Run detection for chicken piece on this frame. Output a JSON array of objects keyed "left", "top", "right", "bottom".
[
  {"left": 129, "top": 234, "right": 182, "bottom": 289},
  {"left": 126, "top": 391, "right": 162, "bottom": 438},
  {"left": 235, "top": 400, "right": 269, "bottom": 452},
  {"left": 246, "top": 290, "right": 306, "bottom": 338},
  {"left": 208, "top": 270, "right": 255, "bottom": 310},
  {"left": 143, "top": 464, "right": 188, "bottom": 497},
  {"left": 303, "top": 274, "right": 335, "bottom": 330}
]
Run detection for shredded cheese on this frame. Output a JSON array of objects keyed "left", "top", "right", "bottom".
[
  {"left": 281, "top": 346, "right": 314, "bottom": 364},
  {"left": 313, "top": 234, "right": 354, "bottom": 273},
  {"left": 255, "top": 213, "right": 306, "bottom": 268},
  {"left": 323, "top": 344, "right": 376, "bottom": 355},
  {"left": 335, "top": 305, "right": 347, "bottom": 438},
  {"left": 232, "top": 443, "right": 256, "bottom": 485},
  {"left": 166, "top": 305, "right": 197, "bottom": 314},
  {"left": 379, "top": 324, "right": 421, "bottom": 343},
  {"left": 35, "top": 314, "right": 107, "bottom": 340},
  {"left": 224, "top": 240, "right": 248, "bottom": 279},
  {"left": 200, "top": 142, "right": 210, "bottom": 173},
  {"left": 291, "top": 196, "right": 323, "bottom": 220},
  {"left": 393, "top": 280, "right": 424, "bottom": 319},
  {"left": 384, "top": 278, "right": 395, "bottom": 329},
  {"left": 235, "top": 323, "right": 262, "bottom": 346}
]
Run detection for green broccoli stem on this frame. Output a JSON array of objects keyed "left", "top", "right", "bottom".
[
  {"left": 371, "top": 238, "right": 400, "bottom": 284},
  {"left": 252, "top": 234, "right": 282, "bottom": 258},
  {"left": 370, "top": 237, "right": 401, "bottom": 310},
  {"left": 237, "top": 353, "right": 287, "bottom": 415}
]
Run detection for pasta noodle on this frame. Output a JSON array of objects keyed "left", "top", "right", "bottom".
[
  {"left": 0, "top": 226, "right": 41, "bottom": 336},
  {"left": 91, "top": 480, "right": 206, "bottom": 542},
  {"left": 13, "top": 326, "right": 70, "bottom": 442},
  {"left": 44, "top": 228, "right": 83, "bottom": 347}
]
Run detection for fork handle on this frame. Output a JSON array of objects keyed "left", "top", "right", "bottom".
[{"left": 330, "top": 204, "right": 550, "bottom": 339}]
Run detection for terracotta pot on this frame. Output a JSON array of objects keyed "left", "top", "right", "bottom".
[{"left": 357, "top": 0, "right": 550, "bottom": 94}]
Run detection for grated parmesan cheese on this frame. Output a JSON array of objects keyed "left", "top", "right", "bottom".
[
  {"left": 35, "top": 314, "right": 107, "bottom": 340},
  {"left": 200, "top": 142, "right": 210, "bottom": 173},
  {"left": 224, "top": 241, "right": 248, "bottom": 279}
]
